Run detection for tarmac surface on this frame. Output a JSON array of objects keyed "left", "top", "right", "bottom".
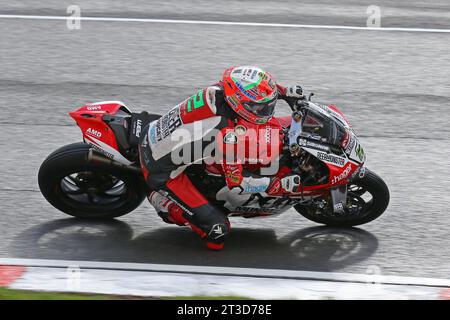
[{"left": 0, "top": 1, "right": 449, "bottom": 278}]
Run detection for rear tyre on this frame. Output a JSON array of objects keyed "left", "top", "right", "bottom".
[
  {"left": 38, "top": 142, "right": 146, "bottom": 219},
  {"left": 295, "top": 168, "right": 390, "bottom": 227}
]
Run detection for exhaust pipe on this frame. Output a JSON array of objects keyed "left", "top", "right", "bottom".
[{"left": 87, "top": 149, "right": 142, "bottom": 174}]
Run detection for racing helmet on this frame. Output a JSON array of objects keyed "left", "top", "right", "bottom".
[{"left": 223, "top": 66, "right": 278, "bottom": 124}]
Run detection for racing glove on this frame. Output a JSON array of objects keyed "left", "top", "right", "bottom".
[
  {"left": 266, "top": 174, "right": 301, "bottom": 195},
  {"left": 285, "top": 85, "right": 303, "bottom": 98}
]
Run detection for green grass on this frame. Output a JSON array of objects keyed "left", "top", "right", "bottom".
[
  {"left": 0, "top": 287, "right": 118, "bottom": 300},
  {"left": 0, "top": 287, "right": 252, "bottom": 300}
]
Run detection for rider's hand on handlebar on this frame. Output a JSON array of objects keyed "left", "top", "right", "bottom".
[
  {"left": 267, "top": 174, "right": 301, "bottom": 195},
  {"left": 281, "top": 174, "right": 301, "bottom": 193},
  {"left": 285, "top": 85, "right": 303, "bottom": 98}
]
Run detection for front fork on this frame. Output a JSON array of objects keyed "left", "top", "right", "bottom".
[
  {"left": 330, "top": 164, "right": 366, "bottom": 213},
  {"left": 330, "top": 185, "right": 348, "bottom": 213}
]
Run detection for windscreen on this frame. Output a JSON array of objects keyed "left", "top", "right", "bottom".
[{"left": 301, "top": 103, "right": 348, "bottom": 147}]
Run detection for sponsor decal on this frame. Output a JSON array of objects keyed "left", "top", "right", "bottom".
[
  {"left": 234, "top": 125, "right": 247, "bottom": 135},
  {"left": 133, "top": 119, "right": 142, "bottom": 138},
  {"left": 235, "top": 206, "right": 278, "bottom": 214},
  {"left": 332, "top": 164, "right": 352, "bottom": 184},
  {"left": 248, "top": 87, "right": 260, "bottom": 96},
  {"left": 165, "top": 193, "right": 195, "bottom": 216},
  {"left": 258, "top": 71, "right": 268, "bottom": 80},
  {"left": 244, "top": 184, "right": 268, "bottom": 193},
  {"left": 265, "top": 127, "right": 271, "bottom": 143},
  {"left": 345, "top": 135, "right": 356, "bottom": 154},
  {"left": 356, "top": 144, "right": 365, "bottom": 161},
  {"left": 223, "top": 131, "right": 238, "bottom": 144},
  {"left": 186, "top": 90, "right": 205, "bottom": 113},
  {"left": 149, "top": 124, "right": 157, "bottom": 144},
  {"left": 267, "top": 78, "right": 275, "bottom": 90},
  {"left": 87, "top": 141, "right": 114, "bottom": 159},
  {"left": 298, "top": 138, "right": 329, "bottom": 152},
  {"left": 86, "top": 128, "right": 102, "bottom": 138},
  {"left": 235, "top": 81, "right": 257, "bottom": 100},
  {"left": 226, "top": 96, "right": 238, "bottom": 108},
  {"left": 232, "top": 68, "right": 242, "bottom": 75},
  {"left": 317, "top": 152, "right": 346, "bottom": 166},
  {"left": 87, "top": 105, "right": 101, "bottom": 111},
  {"left": 154, "top": 108, "right": 182, "bottom": 143},
  {"left": 358, "top": 166, "right": 366, "bottom": 179}
]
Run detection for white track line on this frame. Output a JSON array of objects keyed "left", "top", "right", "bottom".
[
  {"left": 1, "top": 14, "right": 450, "bottom": 33},
  {"left": 1, "top": 258, "right": 449, "bottom": 288}
]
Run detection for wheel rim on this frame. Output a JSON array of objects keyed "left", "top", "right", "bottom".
[
  {"left": 307, "top": 181, "right": 375, "bottom": 221},
  {"left": 60, "top": 171, "right": 128, "bottom": 206}
]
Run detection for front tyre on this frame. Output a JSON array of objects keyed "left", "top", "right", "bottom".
[
  {"left": 38, "top": 142, "right": 146, "bottom": 219},
  {"left": 295, "top": 168, "right": 390, "bottom": 227}
]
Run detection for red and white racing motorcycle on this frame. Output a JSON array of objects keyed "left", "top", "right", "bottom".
[{"left": 38, "top": 94, "right": 389, "bottom": 227}]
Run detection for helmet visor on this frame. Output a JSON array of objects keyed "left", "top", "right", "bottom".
[{"left": 242, "top": 94, "right": 277, "bottom": 119}]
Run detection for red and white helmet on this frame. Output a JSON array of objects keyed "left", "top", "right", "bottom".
[{"left": 223, "top": 66, "right": 278, "bottom": 124}]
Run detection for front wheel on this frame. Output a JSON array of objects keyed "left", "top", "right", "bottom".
[
  {"left": 38, "top": 142, "right": 146, "bottom": 219},
  {"left": 295, "top": 168, "right": 390, "bottom": 227}
]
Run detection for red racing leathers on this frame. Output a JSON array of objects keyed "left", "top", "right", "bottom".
[{"left": 138, "top": 82, "right": 297, "bottom": 249}]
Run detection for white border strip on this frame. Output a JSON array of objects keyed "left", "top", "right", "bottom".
[
  {"left": 1, "top": 258, "right": 449, "bottom": 288},
  {"left": 1, "top": 14, "right": 450, "bottom": 33}
]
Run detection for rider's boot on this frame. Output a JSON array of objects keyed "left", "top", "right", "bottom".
[{"left": 148, "top": 191, "right": 228, "bottom": 250}]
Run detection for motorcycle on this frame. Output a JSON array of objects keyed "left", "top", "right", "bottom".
[{"left": 38, "top": 94, "right": 389, "bottom": 227}]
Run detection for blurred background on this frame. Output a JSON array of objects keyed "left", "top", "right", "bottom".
[{"left": 0, "top": 0, "right": 449, "bottom": 279}]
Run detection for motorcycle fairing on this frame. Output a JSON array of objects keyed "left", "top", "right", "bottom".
[
  {"left": 216, "top": 185, "right": 305, "bottom": 217},
  {"left": 69, "top": 101, "right": 132, "bottom": 165}
]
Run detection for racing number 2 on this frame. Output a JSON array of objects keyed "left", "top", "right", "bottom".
[{"left": 186, "top": 90, "right": 205, "bottom": 112}]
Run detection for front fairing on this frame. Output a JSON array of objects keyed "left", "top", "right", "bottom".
[{"left": 297, "top": 101, "right": 365, "bottom": 165}]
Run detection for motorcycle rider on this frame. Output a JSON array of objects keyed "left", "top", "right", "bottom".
[{"left": 139, "top": 66, "right": 303, "bottom": 250}]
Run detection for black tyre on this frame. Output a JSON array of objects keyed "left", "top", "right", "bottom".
[
  {"left": 38, "top": 142, "right": 146, "bottom": 219},
  {"left": 295, "top": 168, "right": 390, "bottom": 227}
]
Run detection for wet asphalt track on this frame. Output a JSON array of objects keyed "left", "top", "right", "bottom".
[{"left": 0, "top": 1, "right": 449, "bottom": 279}]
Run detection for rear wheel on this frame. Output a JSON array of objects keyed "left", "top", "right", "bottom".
[
  {"left": 38, "top": 143, "right": 146, "bottom": 219},
  {"left": 295, "top": 168, "right": 389, "bottom": 227}
]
